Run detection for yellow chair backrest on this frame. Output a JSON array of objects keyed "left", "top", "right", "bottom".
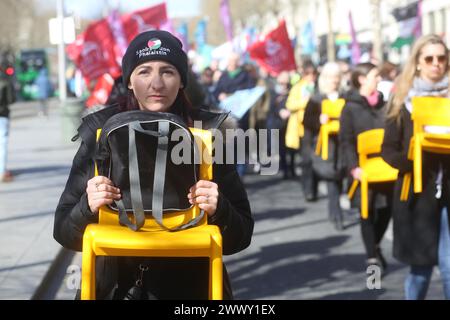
[
  {"left": 321, "top": 98, "right": 346, "bottom": 119},
  {"left": 95, "top": 127, "right": 213, "bottom": 230},
  {"left": 357, "top": 128, "right": 385, "bottom": 167},
  {"left": 412, "top": 96, "right": 450, "bottom": 133}
]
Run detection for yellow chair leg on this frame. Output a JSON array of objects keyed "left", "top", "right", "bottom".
[
  {"left": 322, "top": 128, "right": 329, "bottom": 160},
  {"left": 81, "top": 233, "right": 96, "bottom": 300},
  {"left": 315, "top": 128, "right": 322, "bottom": 156},
  {"left": 414, "top": 138, "right": 422, "bottom": 193},
  {"left": 210, "top": 233, "right": 223, "bottom": 300},
  {"left": 400, "top": 173, "right": 411, "bottom": 202},
  {"left": 348, "top": 180, "right": 359, "bottom": 200},
  {"left": 361, "top": 176, "right": 368, "bottom": 220}
]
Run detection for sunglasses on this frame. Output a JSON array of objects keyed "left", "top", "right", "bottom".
[{"left": 423, "top": 55, "right": 447, "bottom": 64}]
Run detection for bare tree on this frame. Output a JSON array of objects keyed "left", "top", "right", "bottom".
[
  {"left": 371, "top": 0, "right": 383, "bottom": 64},
  {"left": 0, "top": 0, "right": 52, "bottom": 52},
  {"left": 325, "top": 0, "right": 335, "bottom": 62}
]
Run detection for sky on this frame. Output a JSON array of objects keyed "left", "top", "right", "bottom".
[{"left": 36, "top": 0, "right": 201, "bottom": 19}]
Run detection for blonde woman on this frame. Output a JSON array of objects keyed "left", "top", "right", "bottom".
[
  {"left": 303, "top": 62, "right": 345, "bottom": 229},
  {"left": 381, "top": 34, "right": 450, "bottom": 300}
]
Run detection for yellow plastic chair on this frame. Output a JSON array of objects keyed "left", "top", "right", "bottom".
[
  {"left": 401, "top": 97, "right": 450, "bottom": 196},
  {"left": 81, "top": 128, "right": 223, "bottom": 300},
  {"left": 315, "top": 99, "right": 346, "bottom": 160},
  {"left": 347, "top": 129, "right": 398, "bottom": 219}
]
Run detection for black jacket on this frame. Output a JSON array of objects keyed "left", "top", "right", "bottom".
[
  {"left": 303, "top": 93, "right": 325, "bottom": 135},
  {"left": 213, "top": 69, "right": 255, "bottom": 100},
  {"left": 339, "top": 90, "right": 386, "bottom": 173},
  {"left": 0, "top": 78, "right": 14, "bottom": 118},
  {"left": 53, "top": 104, "right": 254, "bottom": 299},
  {"left": 381, "top": 106, "right": 450, "bottom": 266}
]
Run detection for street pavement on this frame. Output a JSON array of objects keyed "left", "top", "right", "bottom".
[
  {"left": 227, "top": 173, "right": 444, "bottom": 300},
  {"left": 0, "top": 99, "right": 79, "bottom": 299},
  {"left": 0, "top": 100, "right": 446, "bottom": 300}
]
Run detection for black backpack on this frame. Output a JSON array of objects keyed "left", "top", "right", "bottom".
[{"left": 95, "top": 110, "right": 203, "bottom": 231}]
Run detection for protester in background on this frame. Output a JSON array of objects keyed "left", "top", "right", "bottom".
[
  {"left": 34, "top": 68, "right": 52, "bottom": 117},
  {"left": 337, "top": 60, "right": 352, "bottom": 92},
  {"left": 214, "top": 52, "right": 256, "bottom": 176},
  {"left": 381, "top": 34, "right": 450, "bottom": 300},
  {"left": 266, "top": 71, "right": 292, "bottom": 179},
  {"left": 339, "top": 62, "right": 392, "bottom": 268},
  {"left": 303, "top": 62, "right": 345, "bottom": 229},
  {"left": 377, "top": 61, "right": 399, "bottom": 102},
  {"left": 199, "top": 67, "right": 218, "bottom": 108},
  {"left": 248, "top": 67, "right": 273, "bottom": 174},
  {"left": 213, "top": 52, "right": 255, "bottom": 103},
  {"left": 0, "top": 74, "right": 14, "bottom": 182},
  {"left": 285, "top": 60, "right": 318, "bottom": 183}
]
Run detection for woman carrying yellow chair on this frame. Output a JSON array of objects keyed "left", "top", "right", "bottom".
[
  {"left": 303, "top": 62, "right": 346, "bottom": 230},
  {"left": 382, "top": 34, "right": 450, "bottom": 300},
  {"left": 339, "top": 62, "right": 393, "bottom": 272}
]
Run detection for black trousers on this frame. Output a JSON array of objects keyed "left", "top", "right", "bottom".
[
  {"left": 300, "top": 130, "right": 318, "bottom": 198},
  {"left": 360, "top": 182, "right": 394, "bottom": 259},
  {"left": 327, "top": 180, "right": 343, "bottom": 222}
]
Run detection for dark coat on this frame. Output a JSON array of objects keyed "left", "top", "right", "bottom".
[
  {"left": 213, "top": 69, "right": 255, "bottom": 100},
  {"left": 53, "top": 104, "right": 254, "bottom": 299},
  {"left": 381, "top": 106, "right": 450, "bottom": 266},
  {"left": 339, "top": 90, "right": 386, "bottom": 173},
  {"left": 266, "top": 90, "right": 288, "bottom": 130},
  {"left": 0, "top": 78, "right": 14, "bottom": 118}
]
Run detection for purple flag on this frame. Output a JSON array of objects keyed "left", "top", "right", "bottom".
[
  {"left": 160, "top": 18, "right": 174, "bottom": 34},
  {"left": 107, "top": 9, "right": 128, "bottom": 66},
  {"left": 349, "top": 11, "right": 361, "bottom": 65},
  {"left": 413, "top": 0, "right": 423, "bottom": 38},
  {"left": 220, "top": 0, "right": 233, "bottom": 42}
]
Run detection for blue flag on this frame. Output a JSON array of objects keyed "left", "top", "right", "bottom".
[
  {"left": 219, "top": 86, "right": 266, "bottom": 119},
  {"left": 300, "top": 21, "right": 315, "bottom": 55}
]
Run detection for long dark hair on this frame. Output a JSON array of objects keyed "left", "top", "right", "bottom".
[
  {"left": 350, "top": 62, "right": 377, "bottom": 90},
  {"left": 122, "top": 88, "right": 194, "bottom": 126}
]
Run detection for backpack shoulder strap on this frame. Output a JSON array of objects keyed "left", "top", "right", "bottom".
[
  {"left": 150, "top": 121, "right": 205, "bottom": 231},
  {"left": 115, "top": 119, "right": 204, "bottom": 231}
]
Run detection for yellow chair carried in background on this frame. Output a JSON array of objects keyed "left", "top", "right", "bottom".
[
  {"left": 348, "top": 129, "right": 398, "bottom": 219},
  {"left": 400, "top": 97, "right": 450, "bottom": 199},
  {"left": 315, "top": 98, "right": 346, "bottom": 160},
  {"left": 81, "top": 128, "right": 223, "bottom": 300}
]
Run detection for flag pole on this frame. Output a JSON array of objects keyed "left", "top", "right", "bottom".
[{"left": 57, "top": 0, "right": 67, "bottom": 102}]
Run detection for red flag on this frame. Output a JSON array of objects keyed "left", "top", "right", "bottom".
[
  {"left": 66, "top": 19, "right": 121, "bottom": 83},
  {"left": 248, "top": 20, "right": 296, "bottom": 76},
  {"left": 122, "top": 3, "right": 168, "bottom": 42},
  {"left": 85, "top": 73, "right": 115, "bottom": 108}
]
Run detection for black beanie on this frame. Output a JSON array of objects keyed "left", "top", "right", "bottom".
[{"left": 122, "top": 30, "right": 188, "bottom": 87}]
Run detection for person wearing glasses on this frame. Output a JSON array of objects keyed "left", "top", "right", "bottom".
[{"left": 381, "top": 34, "right": 450, "bottom": 299}]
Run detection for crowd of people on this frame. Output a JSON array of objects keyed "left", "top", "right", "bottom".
[{"left": 182, "top": 33, "right": 450, "bottom": 300}]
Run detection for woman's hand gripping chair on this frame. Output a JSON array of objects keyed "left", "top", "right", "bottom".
[{"left": 81, "top": 128, "right": 223, "bottom": 300}]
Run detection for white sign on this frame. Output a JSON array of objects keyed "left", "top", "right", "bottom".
[{"left": 49, "top": 17, "right": 76, "bottom": 45}]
